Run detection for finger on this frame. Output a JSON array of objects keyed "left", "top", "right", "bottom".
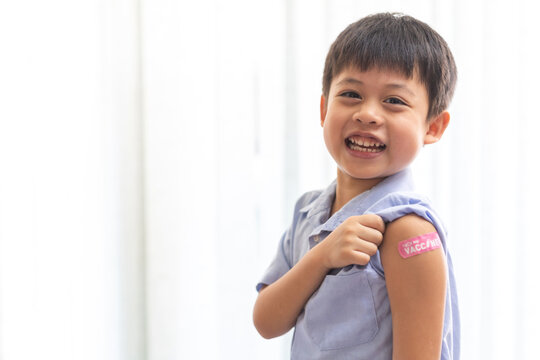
[
  {"left": 353, "top": 222, "right": 384, "bottom": 245},
  {"left": 350, "top": 251, "right": 371, "bottom": 266},
  {"left": 355, "top": 239, "right": 379, "bottom": 256},
  {"left": 353, "top": 214, "right": 386, "bottom": 233}
]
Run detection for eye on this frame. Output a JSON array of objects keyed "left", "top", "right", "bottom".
[
  {"left": 340, "top": 91, "right": 361, "bottom": 99},
  {"left": 384, "top": 97, "right": 406, "bottom": 105}
]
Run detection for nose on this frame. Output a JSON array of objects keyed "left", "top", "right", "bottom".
[{"left": 354, "top": 102, "right": 382, "bottom": 125}]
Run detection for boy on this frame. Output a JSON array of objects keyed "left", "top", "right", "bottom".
[{"left": 253, "top": 13, "right": 459, "bottom": 360}]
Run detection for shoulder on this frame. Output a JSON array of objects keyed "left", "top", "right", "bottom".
[
  {"left": 385, "top": 213, "right": 437, "bottom": 241},
  {"left": 381, "top": 214, "right": 442, "bottom": 259},
  {"left": 369, "top": 190, "right": 431, "bottom": 216},
  {"left": 380, "top": 213, "right": 446, "bottom": 278},
  {"left": 367, "top": 190, "right": 446, "bottom": 234}
]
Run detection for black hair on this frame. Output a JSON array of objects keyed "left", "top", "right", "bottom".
[{"left": 322, "top": 12, "right": 457, "bottom": 119}]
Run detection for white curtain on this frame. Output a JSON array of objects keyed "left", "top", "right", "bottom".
[
  {"left": 0, "top": 1, "right": 145, "bottom": 359},
  {"left": 1, "top": 0, "right": 539, "bottom": 359}
]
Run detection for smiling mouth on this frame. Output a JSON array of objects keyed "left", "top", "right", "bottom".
[{"left": 345, "top": 136, "right": 387, "bottom": 153}]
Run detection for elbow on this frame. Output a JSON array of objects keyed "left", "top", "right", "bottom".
[
  {"left": 254, "top": 325, "right": 281, "bottom": 340},
  {"left": 252, "top": 310, "right": 274, "bottom": 339},
  {"left": 252, "top": 305, "right": 282, "bottom": 339},
  {"left": 253, "top": 286, "right": 293, "bottom": 339},
  {"left": 255, "top": 326, "right": 276, "bottom": 340}
]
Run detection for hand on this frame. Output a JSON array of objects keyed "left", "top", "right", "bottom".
[{"left": 315, "top": 214, "right": 385, "bottom": 270}]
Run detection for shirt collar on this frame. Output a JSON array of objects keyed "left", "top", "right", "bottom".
[
  {"left": 306, "top": 168, "right": 415, "bottom": 237},
  {"left": 299, "top": 179, "right": 336, "bottom": 226}
]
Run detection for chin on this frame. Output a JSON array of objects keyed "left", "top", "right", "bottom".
[{"left": 340, "top": 168, "right": 387, "bottom": 181}]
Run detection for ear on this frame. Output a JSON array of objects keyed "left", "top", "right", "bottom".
[
  {"left": 320, "top": 95, "right": 327, "bottom": 127},
  {"left": 424, "top": 111, "right": 450, "bottom": 145}
]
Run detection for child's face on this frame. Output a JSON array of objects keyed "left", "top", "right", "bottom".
[{"left": 321, "top": 66, "right": 442, "bottom": 183}]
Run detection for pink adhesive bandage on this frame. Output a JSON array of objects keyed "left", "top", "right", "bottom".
[{"left": 397, "top": 232, "right": 441, "bottom": 259}]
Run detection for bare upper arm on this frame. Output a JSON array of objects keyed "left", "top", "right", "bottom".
[{"left": 380, "top": 214, "right": 447, "bottom": 360}]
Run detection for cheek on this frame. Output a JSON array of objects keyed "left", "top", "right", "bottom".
[
  {"left": 322, "top": 124, "right": 335, "bottom": 154},
  {"left": 322, "top": 120, "right": 340, "bottom": 148},
  {"left": 390, "top": 128, "right": 424, "bottom": 158}
]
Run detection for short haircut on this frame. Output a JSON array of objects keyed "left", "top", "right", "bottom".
[{"left": 322, "top": 13, "right": 457, "bottom": 119}]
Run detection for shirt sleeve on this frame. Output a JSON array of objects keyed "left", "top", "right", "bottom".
[
  {"left": 255, "top": 189, "right": 321, "bottom": 292},
  {"left": 366, "top": 191, "right": 448, "bottom": 276},
  {"left": 255, "top": 228, "right": 293, "bottom": 292}
]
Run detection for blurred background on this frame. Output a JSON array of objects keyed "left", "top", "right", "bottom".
[{"left": 1, "top": 0, "right": 539, "bottom": 359}]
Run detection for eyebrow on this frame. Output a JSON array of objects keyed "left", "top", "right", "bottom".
[
  {"left": 335, "top": 78, "right": 364, "bottom": 87},
  {"left": 336, "top": 77, "right": 417, "bottom": 97}
]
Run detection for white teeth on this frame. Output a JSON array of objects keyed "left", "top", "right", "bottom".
[
  {"left": 348, "top": 143, "right": 383, "bottom": 153},
  {"left": 348, "top": 136, "right": 384, "bottom": 148}
]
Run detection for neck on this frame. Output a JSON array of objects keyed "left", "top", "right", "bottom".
[{"left": 331, "top": 169, "right": 385, "bottom": 215}]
